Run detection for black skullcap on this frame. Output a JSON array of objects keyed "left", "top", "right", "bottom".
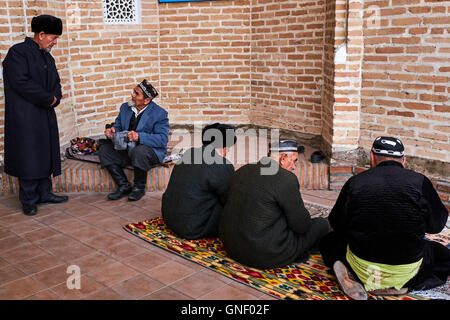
[
  {"left": 31, "top": 15, "right": 63, "bottom": 35},
  {"left": 269, "top": 140, "right": 299, "bottom": 153},
  {"left": 372, "top": 136, "right": 405, "bottom": 158},
  {"left": 202, "top": 123, "right": 237, "bottom": 148},
  {"left": 138, "top": 79, "right": 158, "bottom": 99}
]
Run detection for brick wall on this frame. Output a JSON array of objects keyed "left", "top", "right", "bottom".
[
  {"left": 250, "top": 0, "right": 325, "bottom": 136},
  {"left": 159, "top": 0, "right": 250, "bottom": 124},
  {"left": 0, "top": 0, "right": 449, "bottom": 179},
  {"left": 0, "top": 0, "right": 76, "bottom": 157},
  {"left": 360, "top": 0, "right": 450, "bottom": 163},
  {"left": 65, "top": 0, "right": 160, "bottom": 137},
  {"left": 320, "top": 0, "right": 335, "bottom": 155}
]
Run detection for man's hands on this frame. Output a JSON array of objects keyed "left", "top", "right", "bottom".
[
  {"left": 51, "top": 96, "right": 57, "bottom": 106},
  {"left": 104, "top": 127, "right": 139, "bottom": 142},
  {"left": 127, "top": 131, "right": 139, "bottom": 142},
  {"left": 105, "top": 126, "right": 116, "bottom": 139}
]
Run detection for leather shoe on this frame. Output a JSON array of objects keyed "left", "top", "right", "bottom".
[
  {"left": 23, "top": 204, "right": 38, "bottom": 216},
  {"left": 40, "top": 193, "right": 69, "bottom": 204},
  {"left": 128, "top": 187, "right": 145, "bottom": 201},
  {"left": 333, "top": 260, "right": 368, "bottom": 300},
  {"left": 108, "top": 186, "right": 132, "bottom": 200}
]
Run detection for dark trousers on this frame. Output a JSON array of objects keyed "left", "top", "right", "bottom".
[
  {"left": 319, "top": 231, "right": 450, "bottom": 291},
  {"left": 99, "top": 141, "right": 159, "bottom": 172},
  {"left": 295, "top": 217, "right": 331, "bottom": 262},
  {"left": 19, "top": 177, "right": 52, "bottom": 206}
]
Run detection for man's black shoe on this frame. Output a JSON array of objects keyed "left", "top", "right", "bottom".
[
  {"left": 23, "top": 204, "right": 38, "bottom": 216},
  {"left": 128, "top": 187, "right": 145, "bottom": 201},
  {"left": 108, "top": 186, "right": 132, "bottom": 200},
  {"left": 40, "top": 193, "right": 69, "bottom": 204}
]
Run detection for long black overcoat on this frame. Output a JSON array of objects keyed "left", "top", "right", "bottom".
[{"left": 2, "top": 37, "right": 62, "bottom": 179}]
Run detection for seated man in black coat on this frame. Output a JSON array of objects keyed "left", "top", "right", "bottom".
[
  {"left": 320, "top": 136, "right": 450, "bottom": 300},
  {"left": 161, "top": 123, "right": 236, "bottom": 239},
  {"left": 219, "top": 140, "right": 330, "bottom": 269}
]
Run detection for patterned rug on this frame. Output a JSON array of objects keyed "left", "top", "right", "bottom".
[{"left": 123, "top": 213, "right": 449, "bottom": 300}]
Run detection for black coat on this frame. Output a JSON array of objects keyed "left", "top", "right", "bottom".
[
  {"left": 2, "top": 37, "right": 62, "bottom": 179},
  {"left": 161, "top": 147, "right": 235, "bottom": 239},
  {"left": 328, "top": 160, "right": 448, "bottom": 265}
]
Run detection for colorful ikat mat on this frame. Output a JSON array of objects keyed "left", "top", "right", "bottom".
[{"left": 124, "top": 217, "right": 434, "bottom": 300}]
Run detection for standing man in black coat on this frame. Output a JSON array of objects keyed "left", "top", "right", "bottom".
[{"left": 2, "top": 14, "right": 68, "bottom": 216}]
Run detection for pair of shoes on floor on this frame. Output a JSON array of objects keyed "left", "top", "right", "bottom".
[
  {"left": 22, "top": 193, "right": 69, "bottom": 216},
  {"left": 333, "top": 260, "right": 368, "bottom": 300}
]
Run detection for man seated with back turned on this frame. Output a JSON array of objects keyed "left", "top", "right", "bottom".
[
  {"left": 162, "top": 123, "right": 236, "bottom": 239},
  {"left": 99, "top": 80, "right": 169, "bottom": 202},
  {"left": 219, "top": 140, "right": 330, "bottom": 269},
  {"left": 319, "top": 136, "right": 450, "bottom": 300}
]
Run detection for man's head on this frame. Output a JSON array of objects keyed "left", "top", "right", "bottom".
[
  {"left": 269, "top": 140, "right": 300, "bottom": 172},
  {"left": 31, "top": 15, "right": 62, "bottom": 52},
  {"left": 370, "top": 136, "right": 406, "bottom": 167},
  {"left": 131, "top": 79, "right": 158, "bottom": 109},
  {"left": 202, "top": 123, "right": 237, "bottom": 157}
]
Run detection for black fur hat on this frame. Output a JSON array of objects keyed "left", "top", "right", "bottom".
[{"left": 31, "top": 15, "right": 63, "bottom": 35}]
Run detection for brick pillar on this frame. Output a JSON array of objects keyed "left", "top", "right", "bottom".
[{"left": 323, "top": 0, "right": 365, "bottom": 190}]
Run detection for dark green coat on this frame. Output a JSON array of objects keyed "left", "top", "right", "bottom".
[
  {"left": 162, "top": 147, "right": 234, "bottom": 239},
  {"left": 219, "top": 157, "right": 329, "bottom": 269}
]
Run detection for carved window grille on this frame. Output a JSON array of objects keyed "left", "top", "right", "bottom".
[{"left": 102, "top": 0, "right": 139, "bottom": 25}]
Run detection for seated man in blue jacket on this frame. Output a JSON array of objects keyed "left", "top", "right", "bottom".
[{"left": 99, "top": 80, "right": 169, "bottom": 201}]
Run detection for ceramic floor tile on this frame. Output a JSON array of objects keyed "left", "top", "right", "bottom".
[
  {"left": 146, "top": 260, "right": 198, "bottom": 285},
  {"left": 0, "top": 235, "right": 31, "bottom": 254},
  {"left": 63, "top": 225, "right": 106, "bottom": 242},
  {"left": 0, "top": 265, "right": 27, "bottom": 286},
  {"left": 0, "top": 276, "right": 46, "bottom": 300},
  {"left": 1, "top": 243, "right": 47, "bottom": 264},
  {"left": 35, "top": 234, "right": 80, "bottom": 252},
  {"left": 0, "top": 213, "right": 34, "bottom": 227},
  {"left": 21, "top": 227, "right": 61, "bottom": 243},
  {"left": 14, "top": 253, "right": 65, "bottom": 275},
  {"left": 83, "top": 287, "right": 125, "bottom": 300},
  {"left": 83, "top": 233, "right": 128, "bottom": 253},
  {"left": 0, "top": 228, "right": 14, "bottom": 240},
  {"left": 33, "top": 264, "right": 71, "bottom": 288},
  {"left": 103, "top": 241, "right": 148, "bottom": 261},
  {"left": 24, "top": 289, "right": 61, "bottom": 300},
  {"left": 140, "top": 286, "right": 192, "bottom": 300},
  {"left": 50, "top": 218, "right": 90, "bottom": 234},
  {"left": 48, "top": 242, "right": 96, "bottom": 262},
  {"left": 121, "top": 250, "right": 170, "bottom": 273},
  {"left": 198, "top": 284, "right": 260, "bottom": 300},
  {"left": 63, "top": 203, "right": 106, "bottom": 217},
  {"left": 89, "top": 262, "right": 140, "bottom": 287},
  {"left": 7, "top": 220, "right": 46, "bottom": 235},
  {"left": 35, "top": 211, "right": 73, "bottom": 226},
  {"left": 51, "top": 275, "right": 105, "bottom": 300},
  {"left": 111, "top": 274, "right": 165, "bottom": 299},
  {"left": 70, "top": 252, "right": 118, "bottom": 275},
  {"left": 171, "top": 273, "right": 228, "bottom": 299}
]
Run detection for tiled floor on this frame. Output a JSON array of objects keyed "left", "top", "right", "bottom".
[{"left": 0, "top": 190, "right": 338, "bottom": 300}]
